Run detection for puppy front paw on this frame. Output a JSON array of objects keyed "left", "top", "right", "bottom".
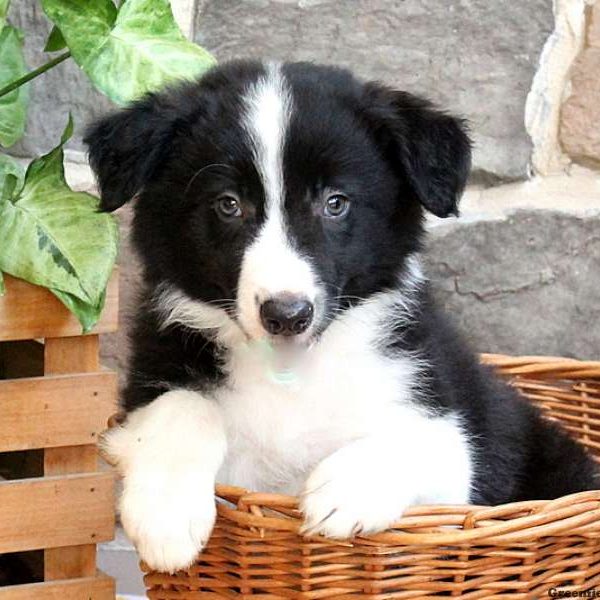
[
  {"left": 120, "top": 472, "right": 216, "bottom": 573},
  {"left": 300, "top": 441, "right": 414, "bottom": 539},
  {"left": 100, "top": 390, "right": 228, "bottom": 572}
]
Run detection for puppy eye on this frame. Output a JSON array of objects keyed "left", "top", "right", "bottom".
[
  {"left": 323, "top": 193, "right": 350, "bottom": 218},
  {"left": 215, "top": 194, "right": 243, "bottom": 220}
]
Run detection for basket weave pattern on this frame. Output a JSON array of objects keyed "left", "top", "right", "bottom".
[{"left": 143, "top": 354, "right": 600, "bottom": 599}]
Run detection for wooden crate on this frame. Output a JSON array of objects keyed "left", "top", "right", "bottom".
[{"left": 0, "top": 272, "right": 118, "bottom": 599}]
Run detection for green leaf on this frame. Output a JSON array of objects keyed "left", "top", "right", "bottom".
[
  {"left": 0, "top": 117, "right": 118, "bottom": 331},
  {"left": 44, "top": 25, "right": 67, "bottom": 52},
  {"left": 0, "top": 24, "right": 29, "bottom": 147},
  {"left": 0, "top": 0, "right": 9, "bottom": 30},
  {"left": 0, "top": 271, "right": 5, "bottom": 296},
  {"left": 0, "top": 169, "right": 18, "bottom": 201},
  {"left": 52, "top": 287, "right": 107, "bottom": 333},
  {"left": 41, "top": 0, "right": 216, "bottom": 105},
  {"left": 0, "top": 152, "right": 25, "bottom": 191}
]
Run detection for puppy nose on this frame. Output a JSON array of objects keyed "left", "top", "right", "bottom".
[{"left": 260, "top": 296, "right": 314, "bottom": 336}]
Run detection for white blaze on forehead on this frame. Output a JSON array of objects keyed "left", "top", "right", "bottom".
[
  {"left": 238, "top": 63, "right": 319, "bottom": 339},
  {"left": 243, "top": 62, "right": 291, "bottom": 209}
]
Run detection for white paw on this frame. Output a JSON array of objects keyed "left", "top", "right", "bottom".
[
  {"left": 100, "top": 390, "right": 227, "bottom": 573},
  {"left": 120, "top": 470, "right": 216, "bottom": 573},
  {"left": 299, "top": 440, "right": 415, "bottom": 539}
]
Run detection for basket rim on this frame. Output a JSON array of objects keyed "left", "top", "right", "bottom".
[
  {"left": 212, "top": 486, "right": 600, "bottom": 545},
  {"left": 480, "top": 353, "right": 600, "bottom": 379}
]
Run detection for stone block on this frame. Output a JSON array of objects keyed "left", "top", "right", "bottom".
[
  {"left": 426, "top": 210, "right": 600, "bottom": 359},
  {"left": 587, "top": 1, "right": 600, "bottom": 47},
  {"left": 559, "top": 6, "right": 600, "bottom": 166}
]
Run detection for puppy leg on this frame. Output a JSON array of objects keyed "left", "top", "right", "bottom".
[
  {"left": 102, "top": 389, "right": 226, "bottom": 573},
  {"left": 301, "top": 413, "right": 472, "bottom": 538}
]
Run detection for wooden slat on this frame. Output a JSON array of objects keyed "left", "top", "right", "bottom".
[
  {"left": 43, "top": 335, "right": 104, "bottom": 580},
  {"left": 42, "top": 544, "right": 100, "bottom": 583},
  {"left": 0, "top": 271, "right": 118, "bottom": 342},
  {"left": 0, "top": 473, "right": 114, "bottom": 554},
  {"left": 44, "top": 336, "right": 101, "bottom": 374},
  {"left": 0, "top": 572, "right": 114, "bottom": 600},
  {"left": 0, "top": 372, "right": 117, "bottom": 452},
  {"left": 43, "top": 446, "right": 98, "bottom": 476},
  {"left": 43, "top": 336, "right": 102, "bottom": 477}
]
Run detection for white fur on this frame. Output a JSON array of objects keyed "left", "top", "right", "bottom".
[
  {"left": 238, "top": 62, "right": 320, "bottom": 339},
  {"left": 155, "top": 283, "right": 245, "bottom": 347},
  {"left": 102, "top": 390, "right": 226, "bottom": 573},
  {"left": 237, "top": 220, "right": 321, "bottom": 340},
  {"left": 243, "top": 62, "right": 290, "bottom": 215},
  {"left": 300, "top": 415, "right": 471, "bottom": 538}
]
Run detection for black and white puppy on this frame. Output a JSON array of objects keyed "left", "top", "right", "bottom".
[{"left": 86, "top": 60, "right": 598, "bottom": 573}]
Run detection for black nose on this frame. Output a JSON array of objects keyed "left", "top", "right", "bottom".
[{"left": 260, "top": 296, "right": 314, "bottom": 336}]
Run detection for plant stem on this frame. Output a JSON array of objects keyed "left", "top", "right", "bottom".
[{"left": 0, "top": 51, "right": 71, "bottom": 99}]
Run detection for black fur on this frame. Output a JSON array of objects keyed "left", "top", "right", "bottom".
[
  {"left": 389, "top": 289, "right": 598, "bottom": 502},
  {"left": 86, "top": 59, "right": 598, "bottom": 503}
]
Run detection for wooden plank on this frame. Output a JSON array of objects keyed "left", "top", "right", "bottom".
[
  {"left": 42, "top": 545, "right": 102, "bottom": 583},
  {"left": 44, "top": 336, "right": 101, "bottom": 374},
  {"left": 43, "top": 337, "right": 102, "bottom": 477},
  {"left": 0, "top": 341, "right": 44, "bottom": 378},
  {"left": 0, "top": 372, "right": 117, "bottom": 452},
  {"left": 43, "top": 335, "right": 106, "bottom": 580},
  {"left": 0, "top": 572, "right": 114, "bottom": 600},
  {"left": 0, "top": 473, "right": 114, "bottom": 554},
  {"left": 0, "top": 271, "right": 118, "bottom": 342},
  {"left": 43, "top": 446, "right": 98, "bottom": 476}
]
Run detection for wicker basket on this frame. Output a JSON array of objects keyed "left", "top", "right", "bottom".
[{"left": 142, "top": 354, "right": 600, "bottom": 599}]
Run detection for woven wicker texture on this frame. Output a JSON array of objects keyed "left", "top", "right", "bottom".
[{"left": 143, "top": 354, "right": 600, "bottom": 599}]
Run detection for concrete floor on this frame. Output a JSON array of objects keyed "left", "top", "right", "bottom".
[{"left": 98, "top": 526, "right": 145, "bottom": 597}]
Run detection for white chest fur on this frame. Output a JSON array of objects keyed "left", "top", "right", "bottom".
[{"left": 215, "top": 295, "right": 423, "bottom": 494}]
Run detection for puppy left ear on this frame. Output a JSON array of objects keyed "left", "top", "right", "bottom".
[
  {"left": 363, "top": 84, "right": 472, "bottom": 218},
  {"left": 84, "top": 93, "right": 176, "bottom": 212}
]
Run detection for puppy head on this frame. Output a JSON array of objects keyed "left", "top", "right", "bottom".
[{"left": 85, "top": 60, "right": 471, "bottom": 344}]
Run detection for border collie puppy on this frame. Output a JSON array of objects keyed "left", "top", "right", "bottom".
[{"left": 86, "top": 60, "right": 598, "bottom": 573}]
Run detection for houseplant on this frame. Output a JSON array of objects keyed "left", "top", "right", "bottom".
[{"left": 0, "top": 0, "right": 215, "bottom": 331}]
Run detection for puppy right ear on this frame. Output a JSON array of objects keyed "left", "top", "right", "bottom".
[{"left": 84, "top": 94, "right": 174, "bottom": 212}]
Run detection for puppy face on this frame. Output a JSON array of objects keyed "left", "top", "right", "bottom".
[{"left": 85, "top": 60, "right": 470, "bottom": 343}]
